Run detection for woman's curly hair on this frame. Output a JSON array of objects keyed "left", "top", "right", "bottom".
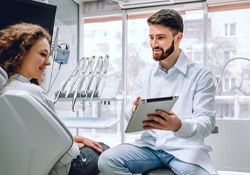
[{"left": 0, "top": 22, "right": 51, "bottom": 85}]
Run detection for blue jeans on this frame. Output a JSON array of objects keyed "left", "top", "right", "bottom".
[
  {"left": 98, "top": 143, "right": 213, "bottom": 175},
  {"left": 69, "top": 142, "right": 109, "bottom": 175}
]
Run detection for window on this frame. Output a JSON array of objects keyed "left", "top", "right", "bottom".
[
  {"left": 223, "top": 78, "right": 236, "bottom": 91},
  {"left": 80, "top": 15, "right": 123, "bottom": 145},
  {"left": 79, "top": 2, "right": 250, "bottom": 134},
  {"left": 185, "top": 19, "right": 205, "bottom": 40},
  {"left": 223, "top": 104, "right": 235, "bottom": 118},
  {"left": 224, "top": 23, "right": 236, "bottom": 36},
  {"left": 186, "top": 50, "right": 203, "bottom": 63},
  {"left": 83, "top": 19, "right": 122, "bottom": 79},
  {"left": 208, "top": 4, "right": 250, "bottom": 119},
  {"left": 127, "top": 17, "right": 153, "bottom": 96},
  {"left": 224, "top": 50, "right": 237, "bottom": 60}
]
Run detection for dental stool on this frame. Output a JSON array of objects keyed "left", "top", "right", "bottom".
[
  {"left": 142, "top": 167, "right": 175, "bottom": 175},
  {"left": 0, "top": 67, "right": 73, "bottom": 175}
]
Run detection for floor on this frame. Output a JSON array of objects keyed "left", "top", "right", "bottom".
[{"left": 218, "top": 171, "right": 250, "bottom": 175}]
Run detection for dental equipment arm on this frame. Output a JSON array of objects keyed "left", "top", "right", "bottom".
[
  {"left": 71, "top": 57, "right": 93, "bottom": 111},
  {"left": 54, "top": 57, "right": 85, "bottom": 103},
  {"left": 65, "top": 57, "right": 88, "bottom": 98},
  {"left": 89, "top": 55, "right": 109, "bottom": 106},
  {"left": 71, "top": 56, "right": 102, "bottom": 111}
]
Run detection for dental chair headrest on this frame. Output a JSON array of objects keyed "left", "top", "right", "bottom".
[{"left": 0, "top": 67, "right": 8, "bottom": 88}]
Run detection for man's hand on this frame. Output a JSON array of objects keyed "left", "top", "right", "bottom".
[
  {"left": 142, "top": 109, "right": 182, "bottom": 132},
  {"left": 132, "top": 96, "right": 141, "bottom": 113}
]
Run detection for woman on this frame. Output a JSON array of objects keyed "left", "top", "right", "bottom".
[{"left": 0, "top": 22, "right": 109, "bottom": 175}]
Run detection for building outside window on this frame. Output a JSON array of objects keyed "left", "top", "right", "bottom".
[
  {"left": 224, "top": 23, "right": 236, "bottom": 36},
  {"left": 224, "top": 50, "right": 237, "bottom": 60},
  {"left": 223, "top": 103, "right": 235, "bottom": 118},
  {"left": 223, "top": 78, "right": 236, "bottom": 92}
]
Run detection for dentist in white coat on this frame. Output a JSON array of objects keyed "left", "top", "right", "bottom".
[{"left": 98, "top": 9, "right": 218, "bottom": 175}]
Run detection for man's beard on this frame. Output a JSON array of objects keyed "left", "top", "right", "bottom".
[{"left": 152, "top": 40, "right": 175, "bottom": 61}]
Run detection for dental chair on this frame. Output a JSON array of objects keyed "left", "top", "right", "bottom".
[{"left": 0, "top": 67, "right": 73, "bottom": 175}]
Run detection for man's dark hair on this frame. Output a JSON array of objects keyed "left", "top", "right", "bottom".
[{"left": 147, "top": 9, "right": 183, "bottom": 36}]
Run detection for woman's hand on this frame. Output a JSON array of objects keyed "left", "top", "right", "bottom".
[{"left": 73, "top": 136, "right": 103, "bottom": 153}]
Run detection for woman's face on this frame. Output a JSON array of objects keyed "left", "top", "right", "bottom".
[{"left": 19, "top": 37, "right": 51, "bottom": 80}]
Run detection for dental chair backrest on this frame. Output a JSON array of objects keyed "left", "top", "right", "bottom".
[{"left": 0, "top": 67, "right": 73, "bottom": 175}]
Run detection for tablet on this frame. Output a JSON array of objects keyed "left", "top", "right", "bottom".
[{"left": 125, "top": 96, "right": 179, "bottom": 133}]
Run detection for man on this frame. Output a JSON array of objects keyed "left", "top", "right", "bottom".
[{"left": 98, "top": 9, "right": 218, "bottom": 175}]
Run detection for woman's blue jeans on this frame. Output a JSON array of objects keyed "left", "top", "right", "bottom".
[
  {"left": 68, "top": 142, "right": 109, "bottom": 175},
  {"left": 98, "top": 143, "right": 213, "bottom": 175}
]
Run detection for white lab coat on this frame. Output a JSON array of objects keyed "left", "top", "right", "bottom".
[{"left": 125, "top": 50, "right": 217, "bottom": 174}]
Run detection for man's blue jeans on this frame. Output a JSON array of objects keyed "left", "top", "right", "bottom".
[{"left": 98, "top": 143, "right": 213, "bottom": 175}]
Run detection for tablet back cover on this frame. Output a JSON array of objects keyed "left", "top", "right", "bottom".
[{"left": 125, "top": 96, "right": 179, "bottom": 133}]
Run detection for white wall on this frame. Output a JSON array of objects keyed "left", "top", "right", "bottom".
[{"left": 205, "top": 119, "right": 250, "bottom": 172}]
